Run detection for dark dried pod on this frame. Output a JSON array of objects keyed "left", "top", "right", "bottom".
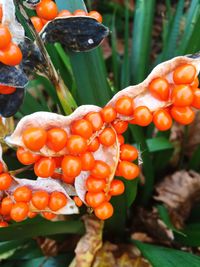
[
  {"left": 40, "top": 17, "right": 109, "bottom": 52},
  {"left": 23, "top": 0, "right": 41, "bottom": 8},
  {"left": 0, "top": 88, "right": 25, "bottom": 117},
  {"left": 0, "top": 63, "right": 28, "bottom": 88},
  {"left": 19, "top": 38, "right": 46, "bottom": 79}
]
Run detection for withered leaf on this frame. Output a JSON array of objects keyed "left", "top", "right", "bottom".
[
  {"left": 70, "top": 215, "right": 104, "bottom": 267},
  {"left": 0, "top": 63, "right": 28, "bottom": 88},
  {"left": 0, "top": 88, "right": 25, "bottom": 118},
  {"left": 41, "top": 17, "right": 109, "bottom": 52},
  {"left": 154, "top": 170, "right": 200, "bottom": 228}
]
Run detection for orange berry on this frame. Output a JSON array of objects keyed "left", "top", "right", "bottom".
[
  {"left": 36, "top": 0, "right": 58, "bottom": 20},
  {"left": 1, "top": 197, "right": 13, "bottom": 215},
  {"left": 53, "top": 156, "right": 63, "bottom": 167},
  {"left": 118, "top": 161, "right": 139, "bottom": 180},
  {"left": 51, "top": 172, "right": 62, "bottom": 180},
  {"left": 22, "top": 127, "right": 47, "bottom": 151},
  {"left": 117, "top": 135, "right": 124, "bottom": 145},
  {"left": 49, "top": 191, "right": 67, "bottom": 211},
  {"left": 0, "top": 43, "right": 23, "bottom": 66},
  {"left": 192, "top": 88, "right": 200, "bottom": 109},
  {"left": 120, "top": 144, "right": 138, "bottom": 162},
  {"left": 61, "top": 155, "right": 82, "bottom": 177},
  {"left": 110, "top": 179, "right": 125, "bottom": 196},
  {"left": 57, "top": 10, "right": 72, "bottom": 17},
  {"left": 172, "top": 85, "right": 194, "bottom": 107},
  {"left": 88, "top": 11, "right": 102, "bottom": 23},
  {"left": 115, "top": 96, "right": 134, "bottom": 116},
  {"left": 71, "top": 119, "right": 93, "bottom": 139},
  {"left": 100, "top": 106, "right": 117, "bottom": 123},
  {"left": 42, "top": 211, "right": 56, "bottom": 220},
  {"left": 91, "top": 160, "right": 110, "bottom": 179},
  {"left": 31, "top": 191, "right": 49, "bottom": 210},
  {"left": 171, "top": 106, "right": 195, "bottom": 125},
  {"left": 191, "top": 77, "right": 199, "bottom": 89},
  {"left": 99, "top": 128, "right": 116, "bottom": 147},
  {"left": 94, "top": 202, "right": 113, "bottom": 220},
  {"left": 113, "top": 121, "right": 128, "bottom": 134},
  {"left": 28, "top": 211, "right": 37, "bottom": 218},
  {"left": 41, "top": 18, "right": 49, "bottom": 25},
  {"left": 173, "top": 64, "right": 196, "bottom": 84},
  {"left": 86, "top": 176, "right": 106, "bottom": 192},
  {"left": 73, "top": 196, "right": 83, "bottom": 207},
  {"left": 80, "top": 152, "right": 95, "bottom": 171},
  {"left": 85, "top": 112, "right": 103, "bottom": 132},
  {"left": 0, "top": 5, "right": 2, "bottom": 21},
  {"left": 0, "top": 85, "right": 16, "bottom": 94},
  {"left": 66, "top": 135, "right": 87, "bottom": 155},
  {"left": 17, "top": 147, "right": 40, "bottom": 165},
  {"left": 133, "top": 106, "right": 153, "bottom": 126},
  {"left": 0, "top": 25, "right": 12, "bottom": 49},
  {"left": 0, "top": 221, "right": 8, "bottom": 227},
  {"left": 153, "top": 109, "right": 172, "bottom": 131},
  {"left": 73, "top": 9, "right": 87, "bottom": 16},
  {"left": 46, "top": 128, "right": 68, "bottom": 152},
  {"left": 0, "top": 161, "right": 3, "bottom": 174},
  {"left": 149, "top": 77, "right": 169, "bottom": 101},
  {"left": 10, "top": 202, "right": 29, "bottom": 222},
  {"left": 34, "top": 157, "right": 56, "bottom": 178},
  {"left": 13, "top": 186, "right": 32, "bottom": 202},
  {"left": 62, "top": 174, "right": 75, "bottom": 184},
  {"left": 88, "top": 137, "right": 100, "bottom": 152},
  {"left": 31, "top": 16, "right": 44, "bottom": 32},
  {"left": 85, "top": 191, "right": 106, "bottom": 208},
  {"left": 0, "top": 173, "right": 12, "bottom": 190}
]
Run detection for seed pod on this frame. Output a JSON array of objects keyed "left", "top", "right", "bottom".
[
  {"left": 0, "top": 88, "right": 25, "bottom": 117},
  {"left": 19, "top": 38, "right": 46, "bottom": 79},
  {"left": 23, "top": 0, "right": 41, "bottom": 9},
  {"left": 40, "top": 16, "right": 109, "bottom": 52},
  {"left": 0, "top": 63, "right": 28, "bottom": 88},
  {"left": 6, "top": 105, "right": 101, "bottom": 156}
]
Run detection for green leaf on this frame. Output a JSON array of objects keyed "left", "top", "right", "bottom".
[
  {"left": 178, "top": 0, "right": 200, "bottom": 54},
  {"left": 121, "top": 0, "right": 130, "bottom": 88},
  {"left": 175, "top": 224, "right": 200, "bottom": 247},
  {"left": 130, "top": 125, "right": 155, "bottom": 205},
  {"left": 131, "top": 0, "right": 155, "bottom": 84},
  {"left": 0, "top": 219, "right": 84, "bottom": 241},
  {"left": 134, "top": 240, "right": 200, "bottom": 267},
  {"left": 0, "top": 240, "right": 26, "bottom": 254},
  {"left": 146, "top": 137, "right": 173, "bottom": 152},
  {"left": 157, "top": 205, "right": 184, "bottom": 236},
  {"left": 55, "top": 0, "right": 112, "bottom": 106},
  {"left": 161, "top": 0, "right": 184, "bottom": 61},
  {"left": 188, "top": 144, "right": 200, "bottom": 171}
]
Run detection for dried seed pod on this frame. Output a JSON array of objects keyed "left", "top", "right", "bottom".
[
  {"left": 108, "top": 55, "right": 200, "bottom": 121},
  {"left": 9, "top": 177, "right": 78, "bottom": 214},
  {"left": 0, "top": 63, "right": 28, "bottom": 88},
  {"left": 6, "top": 105, "right": 101, "bottom": 156},
  {"left": 19, "top": 38, "right": 45, "bottom": 79},
  {"left": 23, "top": 0, "right": 41, "bottom": 8},
  {"left": 40, "top": 17, "right": 109, "bottom": 52},
  {"left": 0, "top": 88, "right": 25, "bottom": 118}
]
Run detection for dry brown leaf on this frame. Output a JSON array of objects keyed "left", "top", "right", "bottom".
[
  {"left": 132, "top": 208, "right": 174, "bottom": 243},
  {"left": 92, "top": 242, "right": 151, "bottom": 267},
  {"left": 69, "top": 215, "right": 104, "bottom": 267},
  {"left": 0, "top": 116, "right": 14, "bottom": 152},
  {"left": 154, "top": 170, "right": 200, "bottom": 228}
]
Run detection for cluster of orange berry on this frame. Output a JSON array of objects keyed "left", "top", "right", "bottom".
[
  {"left": 146, "top": 64, "right": 200, "bottom": 130},
  {"left": 0, "top": 160, "right": 68, "bottom": 225},
  {"left": 31, "top": 0, "right": 103, "bottom": 33},
  {"left": 0, "top": 187, "right": 68, "bottom": 225},
  {"left": 0, "top": 24, "right": 23, "bottom": 66},
  {"left": 15, "top": 105, "right": 140, "bottom": 220}
]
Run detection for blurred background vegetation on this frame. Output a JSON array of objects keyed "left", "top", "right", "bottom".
[{"left": 1, "top": 0, "right": 200, "bottom": 266}]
